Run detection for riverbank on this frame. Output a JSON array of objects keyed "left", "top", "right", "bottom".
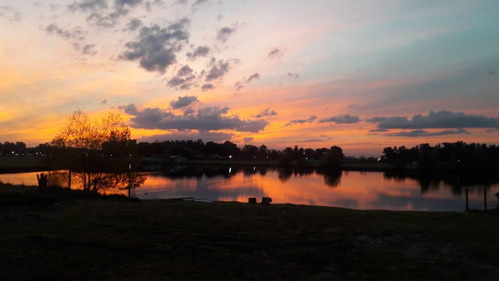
[{"left": 0, "top": 185, "right": 498, "bottom": 281}]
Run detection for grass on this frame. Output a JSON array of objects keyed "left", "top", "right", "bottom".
[{"left": 0, "top": 184, "right": 498, "bottom": 281}]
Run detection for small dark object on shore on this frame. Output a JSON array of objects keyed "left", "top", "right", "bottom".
[
  {"left": 248, "top": 197, "right": 257, "bottom": 204},
  {"left": 36, "top": 173, "right": 48, "bottom": 191},
  {"left": 261, "top": 197, "right": 272, "bottom": 205}
]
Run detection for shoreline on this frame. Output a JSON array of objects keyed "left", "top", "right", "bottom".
[{"left": 0, "top": 184, "right": 498, "bottom": 280}]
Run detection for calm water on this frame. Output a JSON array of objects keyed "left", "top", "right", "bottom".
[{"left": 1, "top": 166, "right": 498, "bottom": 212}]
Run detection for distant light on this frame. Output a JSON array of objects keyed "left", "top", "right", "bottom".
[
  {"left": 229, "top": 155, "right": 232, "bottom": 159},
  {"left": 229, "top": 167, "right": 232, "bottom": 174},
  {"left": 305, "top": 157, "right": 308, "bottom": 160},
  {"left": 377, "top": 157, "right": 381, "bottom": 162}
]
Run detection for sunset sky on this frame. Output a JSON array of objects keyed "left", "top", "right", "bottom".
[{"left": 0, "top": 0, "right": 498, "bottom": 156}]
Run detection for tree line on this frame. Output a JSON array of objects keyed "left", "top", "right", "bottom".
[
  {"left": 137, "top": 140, "right": 344, "bottom": 167},
  {"left": 381, "top": 142, "right": 499, "bottom": 172}
]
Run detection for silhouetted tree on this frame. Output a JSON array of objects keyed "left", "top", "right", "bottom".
[{"left": 51, "top": 110, "right": 141, "bottom": 193}]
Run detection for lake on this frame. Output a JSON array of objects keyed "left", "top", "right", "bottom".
[{"left": 1, "top": 166, "right": 497, "bottom": 212}]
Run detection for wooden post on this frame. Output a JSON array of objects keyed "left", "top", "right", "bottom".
[
  {"left": 68, "top": 170, "right": 72, "bottom": 189},
  {"left": 484, "top": 188, "right": 487, "bottom": 211},
  {"left": 465, "top": 189, "right": 469, "bottom": 212}
]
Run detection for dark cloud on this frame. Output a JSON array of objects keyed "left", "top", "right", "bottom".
[
  {"left": 125, "top": 18, "right": 143, "bottom": 31},
  {"left": 192, "top": 0, "right": 209, "bottom": 8},
  {"left": 70, "top": 0, "right": 158, "bottom": 28},
  {"left": 115, "top": 0, "right": 143, "bottom": 9},
  {"left": 268, "top": 48, "right": 283, "bottom": 59},
  {"left": 186, "top": 45, "right": 210, "bottom": 60},
  {"left": 254, "top": 107, "right": 277, "bottom": 118},
  {"left": 287, "top": 72, "right": 300, "bottom": 79},
  {"left": 68, "top": 0, "right": 108, "bottom": 12},
  {"left": 205, "top": 59, "right": 237, "bottom": 81},
  {"left": 201, "top": 84, "right": 215, "bottom": 91},
  {"left": 82, "top": 44, "right": 97, "bottom": 55},
  {"left": 45, "top": 24, "right": 86, "bottom": 41},
  {"left": 44, "top": 24, "right": 92, "bottom": 55},
  {"left": 122, "top": 104, "right": 268, "bottom": 132},
  {"left": 139, "top": 131, "right": 233, "bottom": 143},
  {"left": 386, "top": 129, "right": 470, "bottom": 137},
  {"left": 86, "top": 10, "right": 125, "bottom": 27},
  {"left": 120, "top": 19, "right": 190, "bottom": 74},
  {"left": 119, "top": 103, "right": 139, "bottom": 115},
  {"left": 100, "top": 99, "right": 108, "bottom": 105},
  {"left": 285, "top": 115, "right": 316, "bottom": 126},
  {"left": 216, "top": 26, "right": 234, "bottom": 42},
  {"left": 167, "top": 65, "right": 196, "bottom": 89},
  {"left": 234, "top": 72, "right": 260, "bottom": 91},
  {"left": 367, "top": 111, "right": 498, "bottom": 129},
  {"left": 170, "top": 95, "right": 198, "bottom": 109},
  {"left": 246, "top": 73, "right": 260, "bottom": 83},
  {"left": 319, "top": 114, "right": 360, "bottom": 124}
]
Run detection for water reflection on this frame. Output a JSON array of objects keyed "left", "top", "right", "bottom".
[
  {"left": 384, "top": 171, "right": 498, "bottom": 196},
  {"left": 1, "top": 166, "right": 498, "bottom": 211}
]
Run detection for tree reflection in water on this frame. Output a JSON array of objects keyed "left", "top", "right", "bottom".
[{"left": 383, "top": 171, "right": 498, "bottom": 195}]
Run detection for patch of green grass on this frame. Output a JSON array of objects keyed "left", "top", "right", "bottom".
[{"left": 0, "top": 187, "right": 498, "bottom": 280}]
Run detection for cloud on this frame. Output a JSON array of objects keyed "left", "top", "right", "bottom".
[
  {"left": 139, "top": 131, "right": 233, "bottom": 143},
  {"left": 186, "top": 45, "right": 210, "bottom": 60},
  {"left": 0, "top": 6, "right": 23, "bottom": 22},
  {"left": 367, "top": 111, "right": 498, "bottom": 129},
  {"left": 175, "top": 0, "right": 188, "bottom": 5},
  {"left": 243, "top": 137, "right": 254, "bottom": 144},
  {"left": 119, "top": 103, "right": 139, "bottom": 115},
  {"left": 285, "top": 115, "right": 316, "bottom": 126},
  {"left": 125, "top": 18, "right": 143, "bottom": 31},
  {"left": 122, "top": 104, "right": 268, "bottom": 132},
  {"left": 70, "top": 0, "right": 158, "bottom": 28},
  {"left": 45, "top": 24, "right": 86, "bottom": 41},
  {"left": 68, "top": 0, "right": 108, "bottom": 12},
  {"left": 287, "top": 72, "right": 300, "bottom": 79},
  {"left": 234, "top": 81, "right": 244, "bottom": 91},
  {"left": 115, "top": 0, "right": 143, "bottom": 9},
  {"left": 319, "top": 114, "right": 360, "bottom": 124},
  {"left": 100, "top": 99, "right": 108, "bottom": 105},
  {"left": 216, "top": 26, "right": 234, "bottom": 42},
  {"left": 386, "top": 129, "right": 470, "bottom": 137},
  {"left": 205, "top": 58, "right": 237, "bottom": 81},
  {"left": 268, "top": 48, "right": 283, "bottom": 59},
  {"left": 82, "top": 44, "right": 97, "bottom": 55},
  {"left": 170, "top": 95, "right": 198, "bottom": 109},
  {"left": 120, "top": 19, "right": 190, "bottom": 74},
  {"left": 253, "top": 107, "right": 277, "bottom": 118},
  {"left": 167, "top": 65, "right": 196, "bottom": 89},
  {"left": 44, "top": 24, "right": 92, "bottom": 55},
  {"left": 192, "top": 0, "right": 209, "bottom": 8},
  {"left": 234, "top": 72, "right": 260, "bottom": 91},
  {"left": 201, "top": 84, "right": 215, "bottom": 91},
  {"left": 246, "top": 73, "right": 260, "bottom": 83}
]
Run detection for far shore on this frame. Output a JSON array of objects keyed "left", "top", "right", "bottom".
[{"left": 5, "top": 155, "right": 497, "bottom": 174}]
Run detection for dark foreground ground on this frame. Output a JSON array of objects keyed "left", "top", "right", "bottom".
[{"left": 0, "top": 185, "right": 498, "bottom": 281}]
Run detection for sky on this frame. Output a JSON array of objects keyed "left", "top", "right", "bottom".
[{"left": 0, "top": 0, "right": 498, "bottom": 156}]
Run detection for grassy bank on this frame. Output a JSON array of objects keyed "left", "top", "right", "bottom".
[{"left": 0, "top": 185, "right": 498, "bottom": 281}]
